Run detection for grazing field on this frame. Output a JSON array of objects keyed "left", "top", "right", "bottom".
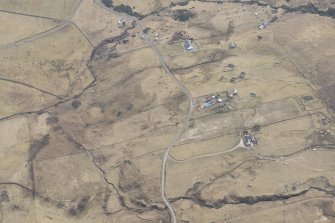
[
  {"left": 0, "top": 24, "right": 93, "bottom": 98},
  {"left": 0, "top": 0, "right": 78, "bottom": 20},
  {"left": 0, "top": 12, "right": 60, "bottom": 47}
]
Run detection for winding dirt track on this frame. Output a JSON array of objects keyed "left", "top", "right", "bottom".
[
  {"left": 169, "top": 139, "right": 244, "bottom": 163},
  {"left": 93, "top": 1, "right": 194, "bottom": 222}
]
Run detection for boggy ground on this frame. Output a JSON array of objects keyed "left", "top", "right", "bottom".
[{"left": 0, "top": 0, "right": 335, "bottom": 223}]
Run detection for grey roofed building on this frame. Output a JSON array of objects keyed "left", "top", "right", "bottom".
[
  {"left": 258, "top": 20, "right": 269, "bottom": 30},
  {"left": 183, "top": 39, "right": 193, "bottom": 51},
  {"left": 118, "top": 17, "right": 126, "bottom": 28},
  {"left": 229, "top": 41, "right": 236, "bottom": 49}
]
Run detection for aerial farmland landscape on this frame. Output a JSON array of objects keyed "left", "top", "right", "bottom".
[{"left": 0, "top": 0, "right": 335, "bottom": 222}]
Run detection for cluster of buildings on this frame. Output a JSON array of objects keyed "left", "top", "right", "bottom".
[
  {"left": 242, "top": 130, "right": 258, "bottom": 147},
  {"left": 201, "top": 89, "right": 238, "bottom": 110}
]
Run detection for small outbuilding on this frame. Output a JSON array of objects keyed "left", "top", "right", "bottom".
[
  {"left": 118, "top": 17, "right": 126, "bottom": 28},
  {"left": 203, "top": 99, "right": 215, "bottom": 108},
  {"left": 183, "top": 39, "right": 193, "bottom": 51},
  {"left": 258, "top": 20, "right": 269, "bottom": 30},
  {"left": 229, "top": 42, "right": 236, "bottom": 49}
]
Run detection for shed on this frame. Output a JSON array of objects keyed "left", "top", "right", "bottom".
[
  {"left": 258, "top": 20, "right": 269, "bottom": 30},
  {"left": 229, "top": 42, "right": 236, "bottom": 49},
  {"left": 203, "top": 99, "right": 215, "bottom": 108},
  {"left": 118, "top": 17, "right": 126, "bottom": 28},
  {"left": 183, "top": 39, "right": 193, "bottom": 51}
]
